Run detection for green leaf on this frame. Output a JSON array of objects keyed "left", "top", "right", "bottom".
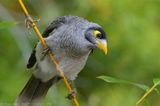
[
  {"left": 97, "top": 76, "right": 149, "bottom": 91},
  {"left": 153, "top": 78, "right": 160, "bottom": 86},
  {"left": 0, "top": 21, "right": 18, "bottom": 29},
  {"left": 97, "top": 76, "right": 126, "bottom": 84}
]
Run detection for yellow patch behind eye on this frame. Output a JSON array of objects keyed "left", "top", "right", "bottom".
[{"left": 93, "top": 30, "right": 101, "bottom": 37}]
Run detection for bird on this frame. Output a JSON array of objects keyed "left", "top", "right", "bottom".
[{"left": 15, "top": 15, "right": 108, "bottom": 106}]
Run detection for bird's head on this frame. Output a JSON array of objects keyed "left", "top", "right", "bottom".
[
  {"left": 85, "top": 27, "right": 108, "bottom": 55},
  {"left": 47, "top": 16, "right": 108, "bottom": 57}
]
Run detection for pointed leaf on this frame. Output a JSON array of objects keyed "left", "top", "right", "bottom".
[
  {"left": 97, "top": 76, "right": 149, "bottom": 91},
  {"left": 153, "top": 78, "right": 160, "bottom": 86},
  {"left": 0, "top": 21, "right": 17, "bottom": 29}
]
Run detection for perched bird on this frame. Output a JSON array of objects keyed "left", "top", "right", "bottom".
[{"left": 15, "top": 16, "right": 108, "bottom": 106}]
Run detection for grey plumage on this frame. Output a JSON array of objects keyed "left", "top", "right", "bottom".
[
  {"left": 15, "top": 76, "right": 61, "bottom": 106},
  {"left": 15, "top": 15, "right": 107, "bottom": 106}
]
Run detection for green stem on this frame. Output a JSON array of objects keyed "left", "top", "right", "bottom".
[{"left": 136, "top": 84, "right": 158, "bottom": 105}]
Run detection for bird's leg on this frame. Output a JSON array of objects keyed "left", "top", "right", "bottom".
[
  {"left": 40, "top": 47, "right": 50, "bottom": 60},
  {"left": 25, "top": 16, "right": 40, "bottom": 35},
  {"left": 25, "top": 16, "right": 40, "bottom": 30},
  {"left": 25, "top": 16, "right": 32, "bottom": 30},
  {"left": 66, "top": 80, "right": 77, "bottom": 100}
]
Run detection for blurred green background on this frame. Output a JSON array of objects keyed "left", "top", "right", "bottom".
[{"left": 0, "top": 0, "right": 160, "bottom": 106}]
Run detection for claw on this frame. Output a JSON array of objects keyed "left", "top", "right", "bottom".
[
  {"left": 66, "top": 80, "right": 77, "bottom": 100},
  {"left": 25, "top": 16, "right": 33, "bottom": 30},
  {"left": 66, "top": 90, "right": 76, "bottom": 100},
  {"left": 40, "top": 47, "right": 50, "bottom": 60},
  {"left": 25, "top": 16, "right": 40, "bottom": 30}
]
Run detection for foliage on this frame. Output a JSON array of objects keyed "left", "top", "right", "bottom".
[
  {"left": 97, "top": 76, "right": 149, "bottom": 91},
  {"left": 136, "top": 78, "right": 160, "bottom": 105},
  {"left": 98, "top": 76, "right": 160, "bottom": 105},
  {"left": 0, "top": 21, "right": 17, "bottom": 29}
]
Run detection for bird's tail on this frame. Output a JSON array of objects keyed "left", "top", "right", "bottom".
[{"left": 15, "top": 75, "right": 60, "bottom": 106}]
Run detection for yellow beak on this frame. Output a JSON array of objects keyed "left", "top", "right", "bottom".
[{"left": 96, "top": 39, "right": 108, "bottom": 55}]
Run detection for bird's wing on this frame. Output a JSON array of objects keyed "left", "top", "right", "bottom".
[
  {"left": 27, "top": 44, "right": 37, "bottom": 69},
  {"left": 27, "top": 17, "right": 66, "bottom": 69}
]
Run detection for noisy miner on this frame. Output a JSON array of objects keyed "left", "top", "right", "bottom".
[{"left": 15, "top": 15, "right": 108, "bottom": 105}]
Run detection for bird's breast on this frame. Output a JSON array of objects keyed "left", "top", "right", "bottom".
[
  {"left": 34, "top": 50, "right": 90, "bottom": 82},
  {"left": 56, "top": 53, "right": 90, "bottom": 80}
]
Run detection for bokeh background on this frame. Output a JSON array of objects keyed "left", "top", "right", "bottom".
[{"left": 0, "top": 0, "right": 160, "bottom": 106}]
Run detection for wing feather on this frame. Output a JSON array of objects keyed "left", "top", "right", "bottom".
[{"left": 26, "top": 17, "right": 66, "bottom": 69}]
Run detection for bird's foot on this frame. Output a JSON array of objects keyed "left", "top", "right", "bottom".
[
  {"left": 66, "top": 90, "right": 77, "bottom": 100},
  {"left": 66, "top": 80, "right": 77, "bottom": 100},
  {"left": 25, "top": 16, "right": 40, "bottom": 30},
  {"left": 40, "top": 47, "right": 50, "bottom": 60}
]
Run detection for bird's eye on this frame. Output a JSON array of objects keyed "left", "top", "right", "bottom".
[{"left": 93, "top": 30, "right": 102, "bottom": 38}]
